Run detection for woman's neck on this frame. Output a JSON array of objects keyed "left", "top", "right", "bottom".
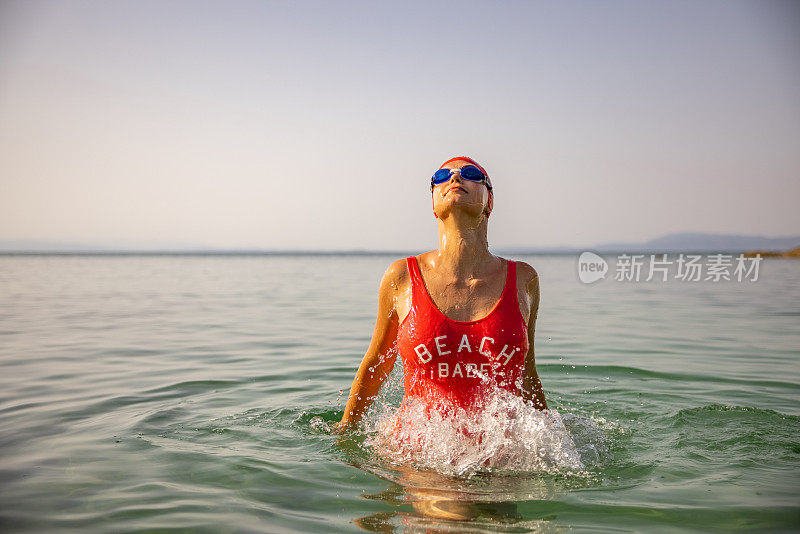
[{"left": 433, "top": 212, "right": 495, "bottom": 277}]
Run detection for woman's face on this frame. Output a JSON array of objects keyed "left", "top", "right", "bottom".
[{"left": 431, "top": 160, "right": 493, "bottom": 220}]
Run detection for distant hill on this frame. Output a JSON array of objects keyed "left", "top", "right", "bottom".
[
  {"left": 593, "top": 233, "right": 800, "bottom": 253},
  {"left": 501, "top": 232, "right": 800, "bottom": 254}
]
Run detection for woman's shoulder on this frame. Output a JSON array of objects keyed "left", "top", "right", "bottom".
[
  {"left": 380, "top": 257, "right": 413, "bottom": 289},
  {"left": 508, "top": 258, "right": 539, "bottom": 292},
  {"left": 511, "top": 258, "right": 538, "bottom": 278}
]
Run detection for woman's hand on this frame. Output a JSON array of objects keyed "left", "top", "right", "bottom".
[{"left": 331, "top": 421, "right": 350, "bottom": 433}]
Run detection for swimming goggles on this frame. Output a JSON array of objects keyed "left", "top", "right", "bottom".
[{"left": 430, "top": 166, "right": 493, "bottom": 192}]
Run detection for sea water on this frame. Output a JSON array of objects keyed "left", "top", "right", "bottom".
[{"left": 0, "top": 253, "right": 798, "bottom": 532}]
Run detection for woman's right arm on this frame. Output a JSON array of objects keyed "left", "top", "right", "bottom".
[{"left": 336, "top": 260, "right": 404, "bottom": 430}]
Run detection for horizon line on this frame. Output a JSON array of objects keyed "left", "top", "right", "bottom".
[{"left": 0, "top": 247, "right": 784, "bottom": 256}]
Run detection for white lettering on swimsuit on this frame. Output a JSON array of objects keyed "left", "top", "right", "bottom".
[
  {"left": 434, "top": 335, "right": 451, "bottom": 356},
  {"left": 465, "top": 363, "right": 477, "bottom": 377},
  {"left": 451, "top": 363, "right": 463, "bottom": 377},
  {"left": 437, "top": 362, "right": 491, "bottom": 379},
  {"left": 415, "top": 336, "right": 521, "bottom": 379},
  {"left": 498, "top": 344, "right": 519, "bottom": 366},
  {"left": 415, "top": 343, "right": 433, "bottom": 363},
  {"left": 457, "top": 334, "right": 471, "bottom": 353}
]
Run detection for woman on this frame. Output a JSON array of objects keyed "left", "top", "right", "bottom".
[{"left": 337, "top": 156, "right": 547, "bottom": 431}]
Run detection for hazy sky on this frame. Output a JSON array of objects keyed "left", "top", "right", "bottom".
[{"left": 1, "top": 0, "right": 798, "bottom": 250}]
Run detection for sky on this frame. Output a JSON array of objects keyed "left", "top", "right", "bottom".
[{"left": 0, "top": 0, "right": 798, "bottom": 251}]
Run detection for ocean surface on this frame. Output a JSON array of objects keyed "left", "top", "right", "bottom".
[{"left": 0, "top": 253, "right": 798, "bottom": 533}]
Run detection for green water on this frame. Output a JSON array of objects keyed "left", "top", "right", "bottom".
[{"left": 0, "top": 254, "right": 798, "bottom": 532}]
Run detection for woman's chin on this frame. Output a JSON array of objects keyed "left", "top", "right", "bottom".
[{"left": 437, "top": 203, "right": 485, "bottom": 220}]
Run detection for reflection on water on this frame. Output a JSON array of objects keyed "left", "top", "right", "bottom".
[
  {"left": 354, "top": 511, "right": 565, "bottom": 533},
  {"left": 352, "top": 467, "right": 566, "bottom": 532}
]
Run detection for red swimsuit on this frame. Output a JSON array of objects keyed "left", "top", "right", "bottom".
[{"left": 396, "top": 256, "right": 529, "bottom": 412}]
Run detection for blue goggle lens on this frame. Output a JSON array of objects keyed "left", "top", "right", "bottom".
[{"left": 431, "top": 165, "right": 487, "bottom": 186}]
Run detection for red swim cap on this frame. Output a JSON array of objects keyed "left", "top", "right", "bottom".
[{"left": 438, "top": 156, "right": 493, "bottom": 194}]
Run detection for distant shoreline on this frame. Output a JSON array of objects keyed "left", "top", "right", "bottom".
[
  {"left": 743, "top": 246, "right": 800, "bottom": 258},
  {"left": 2, "top": 232, "right": 798, "bottom": 256}
]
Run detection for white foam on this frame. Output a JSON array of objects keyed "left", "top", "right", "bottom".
[{"left": 363, "top": 389, "right": 600, "bottom": 478}]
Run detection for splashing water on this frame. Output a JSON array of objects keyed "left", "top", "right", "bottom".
[{"left": 362, "top": 388, "right": 596, "bottom": 478}]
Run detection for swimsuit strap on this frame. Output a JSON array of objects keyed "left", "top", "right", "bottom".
[
  {"left": 405, "top": 256, "right": 429, "bottom": 311},
  {"left": 505, "top": 260, "right": 517, "bottom": 305}
]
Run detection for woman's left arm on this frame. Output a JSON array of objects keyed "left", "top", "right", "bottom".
[{"left": 520, "top": 266, "right": 548, "bottom": 410}]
